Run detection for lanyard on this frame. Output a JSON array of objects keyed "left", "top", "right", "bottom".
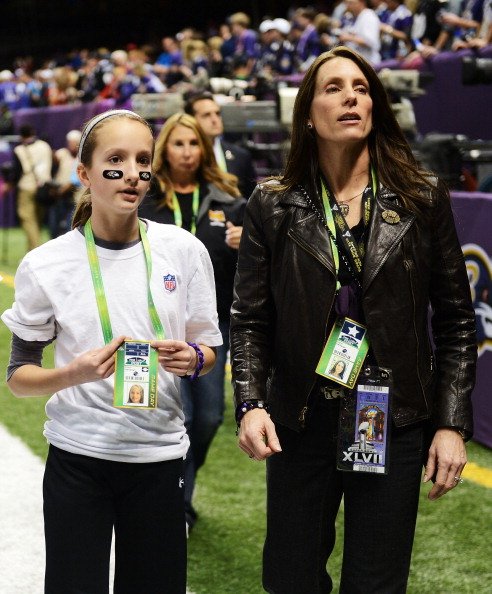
[
  {"left": 84, "top": 218, "right": 165, "bottom": 344},
  {"left": 320, "top": 166, "right": 377, "bottom": 286},
  {"left": 172, "top": 186, "right": 200, "bottom": 235}
]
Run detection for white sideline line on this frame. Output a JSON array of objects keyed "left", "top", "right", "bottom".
[
  {"left": 0, "top": 424, "right": 195, "bottom": 594},
  {"left": 0, "top": 425, "right": 117, "bottom": 593},
  {"left": 0, "top": 424, "right": 45, "bottom": 594}
]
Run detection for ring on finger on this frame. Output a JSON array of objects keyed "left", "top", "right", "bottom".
[{"left": 453, "top": 476, "right": 463, "bottom": 484}]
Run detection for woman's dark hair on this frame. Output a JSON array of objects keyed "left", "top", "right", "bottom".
[
  {"left": 274, "top": 46, "right": 434, "bottom": 211},
  {"left": 329, "top": 360, "right": 346, "bottom": 377}
]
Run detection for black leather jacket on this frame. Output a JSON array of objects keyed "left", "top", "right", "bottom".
[{"left": 230, "top": 179, "right": 477, "bottom": 437}]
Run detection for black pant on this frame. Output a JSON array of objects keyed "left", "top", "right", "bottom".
[
  {"left": 43, "top": 446, "right": 186, "bottom": 594},
  {"left": 263, "top": 396, "right": 427, "bottom": 594}
]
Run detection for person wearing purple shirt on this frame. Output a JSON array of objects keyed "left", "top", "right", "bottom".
[
  {"left": 229, "top": 12, "right": 258, "bottom": 59},
  {"left": 380, "top": 0, "right": 414, "bottom": 59},
  {"left": 293, "top": 7, "right": 322, "bottom": 70}
]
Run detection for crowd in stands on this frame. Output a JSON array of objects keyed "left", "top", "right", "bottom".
[{"left": 0, "top": 1, "right": 491, "bottom": 124}]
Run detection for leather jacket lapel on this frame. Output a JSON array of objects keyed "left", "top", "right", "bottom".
[
  {"left": 363, "top": 188, "right": 416, "bottom": 292},
  {"left": 281, "top": 186, "right": 337, "bottom": 276}
]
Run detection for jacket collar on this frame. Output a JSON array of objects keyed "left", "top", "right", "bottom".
[
  {"left": 283, "top": 183, "right": 337, "bottom": 275},
  {"left": 363, "top": 184, "right": 416, "bottom": 291},
  {"left": 279, "top": 181, "right": 417, "bottom": 286}
]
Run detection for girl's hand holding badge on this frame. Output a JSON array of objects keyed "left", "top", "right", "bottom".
[
  {"left": 67, "top": 335, "right": 126, "bottom": 385},
  {"left": 151, "top": 339, "right": 215, "bottom": 378}
]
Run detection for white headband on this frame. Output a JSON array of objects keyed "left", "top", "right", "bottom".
[{"left": 77, "top": 109, "right": 140, "bottom": 161}]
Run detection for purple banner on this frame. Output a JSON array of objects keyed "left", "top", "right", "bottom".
[
  {"left": 11, "top": 99, "right": 116, "bottom": 150},
  {"left": 452, "top": 191, "right": 492, "bottom": 448}
]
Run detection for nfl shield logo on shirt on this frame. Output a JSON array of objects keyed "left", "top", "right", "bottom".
[{"left": 163, "top": 274, "right": 177, "bottom": 292}]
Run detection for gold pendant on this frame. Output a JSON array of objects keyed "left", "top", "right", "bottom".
[{"left": 340, "top": 203, "right": 349, "bottom": 216}]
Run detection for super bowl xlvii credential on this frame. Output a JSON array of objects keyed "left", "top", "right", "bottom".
[{"left": 337, "top": 366, "right": 392, "bottom": 475}]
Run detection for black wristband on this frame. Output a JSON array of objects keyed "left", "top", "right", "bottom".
[{"left": 235, "top": 400, "right": 268, "bottom": 425}]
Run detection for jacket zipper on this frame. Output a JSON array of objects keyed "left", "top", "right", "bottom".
[
  {"left": 403, "top": 250, "right": 429, "bottom": 414},
  {"left": 297, "top": 286, "right": 337, "bottom": 429},
  {"left": 290, "top": 185, "right": 338, "bottom": 428}
]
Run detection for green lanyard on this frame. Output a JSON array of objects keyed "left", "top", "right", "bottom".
[
  {"left": 320, "top": 181, "right": 341, "bottom": 289},
  {"left": 320, "top": 166, "right": 377, "bottom": 288},
  {"left": 172, "top": 186, "right": 200, "bottom": 235},
  {"left": 84, "top": 218, "right": 165, "bottom": 344}
]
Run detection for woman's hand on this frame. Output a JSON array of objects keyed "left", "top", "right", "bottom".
[
  {"left": 238, "top": 408, "right": 282, "bottom": 460},
  {"left": 151, "top": 339, "right": 197, "bottom": 376},
  {"left": 225, "top": 221, "right": 243, "bottom": 250},
  {"left": 423, "top": 428, "right": 467, "bottom": 500}
]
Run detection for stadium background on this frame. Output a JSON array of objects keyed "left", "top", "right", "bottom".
[{"left": 0, "top": 2, "right": 491, "bottom": 591}]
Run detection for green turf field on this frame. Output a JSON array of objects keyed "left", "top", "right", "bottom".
[{"left": 1, "top": 228, "right": 491, "bottom": 593}]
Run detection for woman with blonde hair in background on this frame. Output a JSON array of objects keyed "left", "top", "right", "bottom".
[{"left": 140, "top": 112, "right": 246, "bottom": 531}]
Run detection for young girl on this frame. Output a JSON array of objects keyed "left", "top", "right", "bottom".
[{"left": 1, "top": 109, "right": 222, "bottom": 594}]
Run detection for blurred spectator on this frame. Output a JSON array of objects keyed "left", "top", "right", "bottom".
[
  {"left": 293, "top": 7, "right": 322, "bottom": 71},
  {"left": 331, "top": 0, "right": 351, "bottom": 24},
  {"left": 207, "top": 35, "right": 227, "bottom": 77},
  {"left": 229, "top": 11, "right": 259, "bottom": 73},
  {"left": 48, "top": 129, "right": 82, "bottom": 238},
  {"left": 379, "top": 0, "right": 414, "bottom": 59},
  {"left": 183, "top": 39, "right": 210, "bottom": 76},
  {"left": 440, "top": 0, "right": 486, "bottom": 49},
  {"left": 407, "top": 0, "right": 453, "bottom": 59},
  {"left": 12, "top": 124, "right": 52, "bottom": 251},
  {"left": 339, "top": 0, "right": 382, "bottom": 64},
  {"left": 155, "top": 36, "right": 177, "bottom": 72},
  {"left": 153, "top": 36, "right": 187, "bottom": 87},
  {"left": 47, "top": 66, "right": 79, "bottom": 105},
  {"left": 371, "top": 0, "right": 391, "bottom": 23},
  {"left": 0, "top": 70, "right": 20, "bottom": 110},
  {"left": 315, "top": 12, "right": 344, "bottom": 51},
  {"left": 0, "top": 103, "right": 14, "bottom": 134},
  {"left": 184, "top": 91, "right": 257, "bottom": 198},
  {"left": 218, "top": 22, "right": 236, "bottom": 64},
  {"left": 460, "top": 0, "right": 492, "bottom": 46},
  {"left": 257, "top": 18, "right": 296, "bottom": 76},
  {"left": 453, "top": 0, "right": 491, "bottom": 47},
  {"left": 95, "top": 48, "right": 164, "bottom": 105},
  {"left": 77, "top": 48, "right": 114, "bottom": 101}
]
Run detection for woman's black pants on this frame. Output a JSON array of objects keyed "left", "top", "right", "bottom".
[{"left": 263, "top": 394, "right": 427, "bottom": 594}]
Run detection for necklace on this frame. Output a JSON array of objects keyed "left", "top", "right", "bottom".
[{"left": 336, "top": 189, "right": 365, "bottom": 216}]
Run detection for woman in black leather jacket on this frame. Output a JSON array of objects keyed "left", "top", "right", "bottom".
[{"left": 230, "top": 46, "right": 476, "bottom": 594}]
